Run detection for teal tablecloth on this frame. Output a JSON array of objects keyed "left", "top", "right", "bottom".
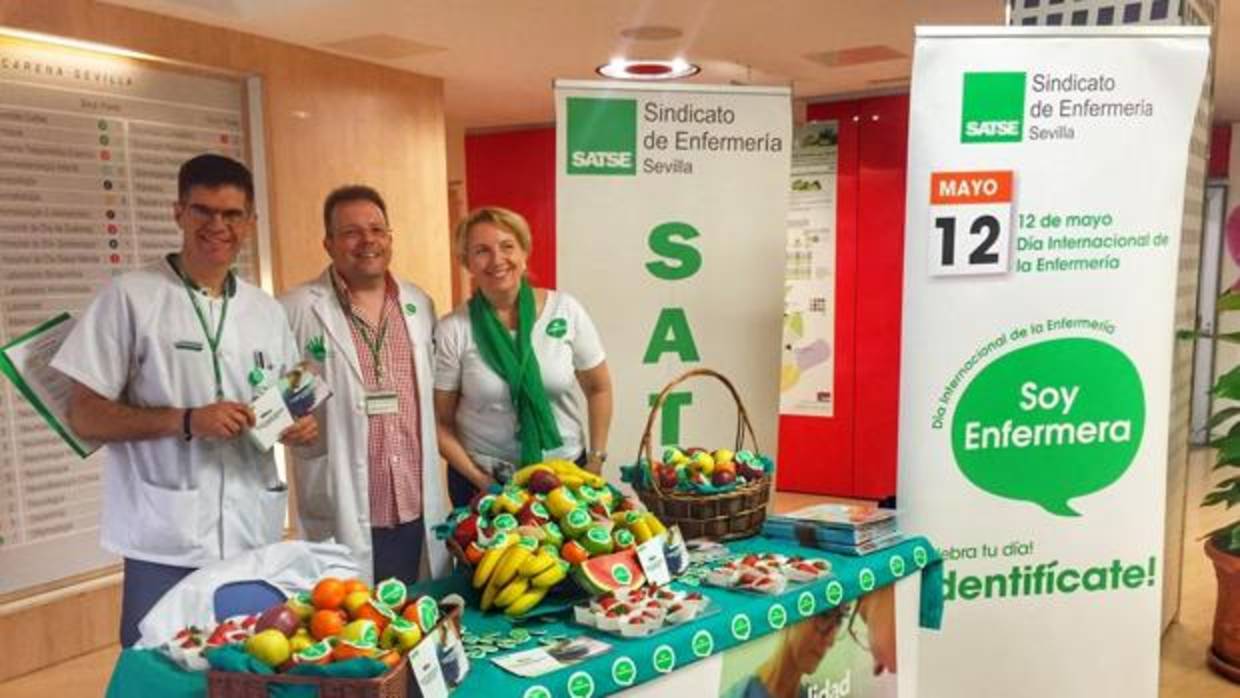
[{"left": 106, "top": 535, "right": 942, "bottom": 698}]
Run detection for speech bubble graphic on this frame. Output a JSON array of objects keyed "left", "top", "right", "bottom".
[{"left": 951, "top": 337, "right": 1143, "bottom": 516}]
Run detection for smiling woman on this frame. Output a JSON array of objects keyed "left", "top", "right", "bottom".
[{"left": 433, "top": 206, "right": 614, "bottom": 507}]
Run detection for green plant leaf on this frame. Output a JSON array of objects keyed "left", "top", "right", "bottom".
[
  {"left": 1215, "top": 438, "right": 1240, "bottom": 465},
  {"left": 1219, "top": 290, "right": 1240, "bottom": 311},
  {"left": 1208, "top": 406, "right": 1240, "bottom": 430},
  {"left": 1215, "top": 365, "right": 1240, "bottom": 400},
  {"left": 1230, "top": 525, "right": 1240, "bottom": 553},
  {"left": 1202, "top": 477, "right": 1240, "bottom": 508},
  {"left": 1216, "top": 332, "right": 1240, "bottom": 344}
]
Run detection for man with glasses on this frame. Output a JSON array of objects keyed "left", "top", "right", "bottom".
[
  {"left": 52, "top": 153, "right": 318, "bottom": 646},
  {"left": 279, "top": 185, "right": 449, "bottom": 584}
]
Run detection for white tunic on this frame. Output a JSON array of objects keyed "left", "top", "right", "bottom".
[
  {"left": 433, "top": 290, "right": 605, "bottom": 468},
  {"left": 51, "top": 258, "right": 298, "bottom": 568}
]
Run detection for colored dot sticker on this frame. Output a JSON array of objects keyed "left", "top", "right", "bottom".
[
  {"left": 859, "top": 568, "right": 876, "bottom": 592},
  {"left": 890, "top": 556, "right": 906, "bottom": 577},
  {"left": 797, "top": 591, "right": 816, "bottom": 617},
  {"left": 612, "top": 564, "right": 633, "bottom": 586},
  {"left": 691, "top": 629, "right": 714, "bottom": 658},
  {"left": 612, "top": 656, "right": 637, "bottom": 686},
  {"left": 825, "top": 580, "right": 844, "bottom": 606},
  {"left": 567, "top": 671, "right": 595, "bottom": 698},
  {"left": 731, "top": 613, "right": 752, "bottom": 641},
  {"left": 652, "top": 644, "right": 676, "bottom": 674},
  {"left": 404, "top": 303, "right": 417, "bottom": 315},
  {"left": 546, "top": 317, "right": 568, "bottom": 338},
  {"left": 914, "top": 546, "right": 929, "bottom": 568},
  {"left": 523, "top": 686, "right": 552, "bottom": 698},
  {"left": 767, "top": 603, "right": 787, "bottom": 629}
]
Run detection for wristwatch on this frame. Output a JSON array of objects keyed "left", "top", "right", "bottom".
[{"left": 588, "top": 449, "right": 607, "bottom": 463}]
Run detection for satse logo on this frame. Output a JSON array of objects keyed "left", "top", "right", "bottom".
[
  {"left": 566, "top": 97, "right": 637, "bottom": 175},
  {"left": 961, "top": 72, "right": 1026, "bottom": 143}
]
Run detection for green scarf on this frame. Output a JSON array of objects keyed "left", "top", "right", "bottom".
[{"left": 469, "top": 279, "right": 563, "bottom": 465}]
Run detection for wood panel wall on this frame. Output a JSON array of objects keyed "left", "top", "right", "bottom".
[{"left": 0, "top": 0, "right": 451, "bottom": 679}]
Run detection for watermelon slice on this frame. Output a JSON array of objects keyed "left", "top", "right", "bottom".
[{"left": 573, "top": 549, "right": 646, "bottom": 595}]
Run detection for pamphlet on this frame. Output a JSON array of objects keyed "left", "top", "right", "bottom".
[
  {"left": 490, "top": 636, "right": 611, "bottom": 679},
  {"left": 246, "top": 386, "right": 294, "bottom": 452}
]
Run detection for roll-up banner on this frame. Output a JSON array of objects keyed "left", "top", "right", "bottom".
[
  {"left": 897, "top": 27, "right": 1209, "bottom": 697},
  {"left": 555, "top": 81, "right": 790, "bottom": 477}
]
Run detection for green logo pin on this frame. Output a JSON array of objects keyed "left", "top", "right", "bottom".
[
  {"left": 797, "top": 591, "right": 816, "bottom": 617},
  {"left": 652, "top": 644, "right": 676, "bottom": 673},
  {"left": 404, "top": 303, "right": 417, "bottom": 315},
  {"left": 691, "top": 629, "right": 714, "bottom": 658},
  {"left": 859, "top": 568, "right": 876, "bottom": 592},
  {"left": 567, "top": 671, "right": 595, "bottom": 698},
  {"left": 767, "top": 603, "right": 787, "bottom": 629},
  {"left": 546, "top": 317, "right": 568, "bottom": 338},
  {"left": 523, "top": 687, "right": 552, "bottom": 698},
  {"left": 825, "top": 580, "right": 844, "bottom": 606},
  {"left": 890, "top": 556, "right": 906, "bottom": 577},
  {"left": 731, "top": 613, "right": 751, "bottom": 641},
  {"left": 306, "top": 335, "right": 327, "bottom": 362},
  {"left": 914, "top": 547, "right": 929, "bottom": 568},
  {"left": 612, "top": 656, "right": 637, "bottom": 686}
]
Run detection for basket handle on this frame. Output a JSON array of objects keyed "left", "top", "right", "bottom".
[{"left": 636, "top": 368, "right": 760, "bottom": 495}]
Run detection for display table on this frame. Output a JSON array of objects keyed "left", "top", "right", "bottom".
[{"left": 105, "top": 535, "right": 942, "bottom": 698}]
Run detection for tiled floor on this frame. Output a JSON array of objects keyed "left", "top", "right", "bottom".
[{"left": 2, "top": 457, "right": 1237, "bottom": 697}]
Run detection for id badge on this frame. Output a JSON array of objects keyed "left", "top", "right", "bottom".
[{"left": 365, "top": 390, "right": 399, "bottom": 415}]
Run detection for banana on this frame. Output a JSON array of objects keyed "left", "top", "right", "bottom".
[
  {"left": 504, "top": 586, "right": 550, "bottom": 617},
  {"left": 559, "top": 474, "right": 584, "bottom": 489},
  {"left": 531, "top": 559, "right": 569, "bottom": 589},
  {"left": 491, "top": 544, "right": 532, "bottom": 589},
  {"left": 519, "top": 550, "right": 556, "bottom": 577},
  {"left": 480, "top": 576, "right": 501, "bottom": 610},
  {"left": 472, "top": 543, "right": 509, "bottom": 588},
  {"left": 644, "top": 512, "right": 667, "bottom": 537},
  {"left": 513, "top": 463, "right": 554, "bottom": 486},
  {"left": 546, "top": 459, "right": 578, "bottom": 474},
  {"left": 493, "top": 577, "right": 529, "bottom": 608}
]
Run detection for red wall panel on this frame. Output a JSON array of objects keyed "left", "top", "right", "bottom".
[
  {"left": 464, "top": 127, "right": 557, "bottom": 288},
  {"left": 1209, "top": 124, "right": 1231, "bottom": 179}
]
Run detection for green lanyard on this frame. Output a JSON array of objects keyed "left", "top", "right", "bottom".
[
  {"left": 345, "top": 299, "right": 390, "bottom": 384},
  {"left": 172, "top": 257, "right": 231, "bottom": 400}
]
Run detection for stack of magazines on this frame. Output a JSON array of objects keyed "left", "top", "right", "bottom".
[{"left": 762, "top": 503, "right": 902, "bottom": 556}]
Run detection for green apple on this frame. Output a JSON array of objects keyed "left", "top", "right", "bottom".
[
  {"left": 289, "top": 628, "right": 313, "bottom": 654},
  {"left": 245, "top": 629, "right": 291, "bottom": 667},
  {"left": 339, "top": 619, "right": 379, "bottom": 647},
  {"left": 379, "top": 616, "right": 423, "bottom": 652},
  {"left": 285, "top": 592, "right": 314, "bottom": 623}
]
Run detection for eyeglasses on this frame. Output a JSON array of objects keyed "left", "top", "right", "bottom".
[
  {"left": 333, "top": 224, "right": 392, "bottom": 242},
  {"left": 183, "top": 202, "right": 252, "bottom": 227}
]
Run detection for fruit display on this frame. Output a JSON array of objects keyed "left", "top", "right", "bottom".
[
  {"left": 573, "top": 586, "right": 709, "bottom": 638},
  {"left": 704, "top": 552, "right": 832, "bottom": 595},
  {"left": 164, "top": 576, "right": 445, "bottom": 674},
  {"left": 625, "top": 447, "right": 773, "bottom": 495},
  {"left": 442, "top": 458, "right": 670, "bottom": 617}
]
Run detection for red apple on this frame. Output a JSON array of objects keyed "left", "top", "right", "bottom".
[
  {"left": 527, "top": 469, "right": 561, "bottom": 494},
  {"left": 712, "top": 470, "right": 736, "bottom": 487},
  {"left": 256, "top": 604, "right": 301, "bottom": 638}
]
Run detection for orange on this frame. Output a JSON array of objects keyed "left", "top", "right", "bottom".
[
  {"left": 342, "top": 578, "right": 369, "bottom": 596},
  {"left": 353, "top": 600, "right": 392, "bottom": 632},
  {"left": 309, "top": 608, "right": 346, "bottom": 640},
  {"left": 312, "top": 577, "right": 347, "bottom": 610},
  {"left": 332, "top": 640, "right": 376, "bottom": 662},
  {"left": 375, "top": 649, "right": 401, "bottom": 670},
  {"left": 401, "top": 604, "right": 419, "bottom": 624}
]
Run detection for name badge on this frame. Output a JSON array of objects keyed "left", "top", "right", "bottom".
[
  {"left": 365, "top": 390, "right": 399, "bottom": 415},
  {"left": 174, "top": 340, "right": 204, "bottom": 352}
]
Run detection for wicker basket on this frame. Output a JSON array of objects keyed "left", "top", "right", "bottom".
[
  {"left": 632, "top": 368, "right": 771, "bottom": 541},
  {"left": 207, "top": 660, "right": 407, "bottom": 698}
]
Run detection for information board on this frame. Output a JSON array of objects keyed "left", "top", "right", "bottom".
[{"left": 0, "top": 33, "right": 260, "bottom": 595}]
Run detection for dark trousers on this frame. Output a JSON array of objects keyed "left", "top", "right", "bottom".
[
  {"left": 371, "top": 518, "right": 425, "bottom": 583},
  {"left": 120, "top": 557, "right": 196, "bottom": 647}
]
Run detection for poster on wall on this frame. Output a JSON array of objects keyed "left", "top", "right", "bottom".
[
  {"left": 555, "top": 81, "right": 790, "bottom": 477},
  {"left": 718, "top": 586, "right": 897, "bottom": 698},
  {"left": 896, "top": 27, "right": 1209, "bottom": 698},
  {"left": 0, "top": 33, "right": 257, "bottom": 594},
  {"left": 781, "top": 121, "right": 838, "bottom": 417}
]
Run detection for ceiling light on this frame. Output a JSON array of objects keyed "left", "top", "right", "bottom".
[{"left": 597, "top": 57, "right": 700, "bottom": 81}]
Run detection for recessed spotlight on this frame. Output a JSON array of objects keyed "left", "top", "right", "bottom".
[{"left": 597, "top": 58, "right": 700, "bottom": 81}]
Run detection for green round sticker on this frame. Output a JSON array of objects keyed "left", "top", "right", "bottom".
[
  {"left": 567, "top": 671, "right": 594, "bottom": 698},
  {"left": 611, "top": 656, "right": 637, "bottom": 686},
  {"left": 767, "top": 603, "right": 787, "bottom": 629},
  {"left": 546, "top": 318, "right": 568, "bottom": 338},
  {"left": 417, "top": 596, "right": 439, "bottom": 632},
  {"left": 890, "top": 556, "right": 906, "bottom": 577},
  {"left": 731, "top": 613, "right": 752, "bottom": 641},
  {"left": 652, "top": 644, "right": 676, "bottom": 674},
  {"left": 523, "top": 687, "right": 552, "bottom": 698},
  {"left": 950, "top": 337, "right": 1144, "bottom": 517},
  {"left": 404, "top": 303, "right": 417, "bottom": 315},
  {"left": 100, "top": 135, "right": 110, "bottom": 146},
  {"left": 859, "top": 568, "right": 876, "bottom": 592},
  {"left": 797, "top": 591, "right": 816, "bottom": 617},
  {"left": 97, "top": 119, "right": 107, "bottom": 130},
  {"left": 691, "top": 629, "right": 714, "bottom": 658},
  {"left": 914, "top": 547, "right": 929, "bottom": 568},
  {"left": 824, "top": 580, "right": 844, "bottom": 606},
  {"left": 612, "top": 563, "right": 633, "bottom": 586}
]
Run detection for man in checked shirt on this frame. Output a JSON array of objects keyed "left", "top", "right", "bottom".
[{"left": 281, "top": 185, "right": 450, "bottom": 583}]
